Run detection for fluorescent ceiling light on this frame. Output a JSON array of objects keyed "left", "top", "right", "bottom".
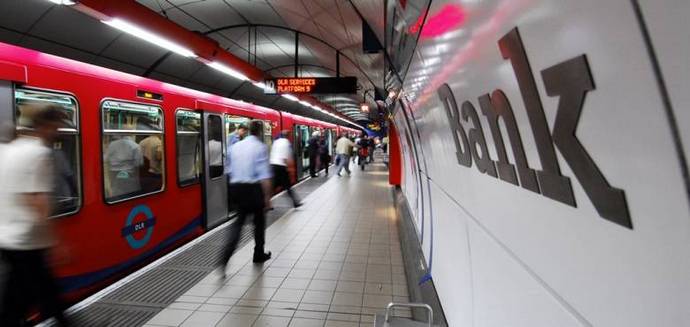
[
  {"left": 46, "top": 0, "right": 76, "bottom": 4},
  {"left": 208, "top": 62, "right": 249, "bottom": 81},
  {"left": 102, "top": 18, "right": 196, "bottom": 58},
  {"left": 281, "top": 94, "right": 299, "bottom": 102},
  {"left": 253, "top": 81, "right": 275, "bottom": 92}
]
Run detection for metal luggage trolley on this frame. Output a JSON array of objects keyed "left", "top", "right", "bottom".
[{"left": 374, "top": 302, "right": 437, "bottom": 327}]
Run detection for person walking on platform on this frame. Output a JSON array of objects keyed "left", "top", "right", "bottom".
[
  {"left": 220, "top": 121, "right": 273, "bottom": 275},
  {"left": 270, "top": 130, "right": 302, "bottom": 208},
  {"left": 307, "top": 130, "right": 320, "bottom": 177},
  {"left": 357, "top": 134, "right": 371, "bottom": 171},
  {"left": 335, "top": 134, "right": 354, "bottom": 176},
  {"left": 318, "top": 135, "right": 331, "bottom": 176},
  {"left": 0, "top": 106, "right": 71, "bottom": 327}
]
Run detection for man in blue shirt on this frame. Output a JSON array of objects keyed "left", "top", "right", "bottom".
[{"left": 220, "top": 121, "right": 273, "bottom": 273}]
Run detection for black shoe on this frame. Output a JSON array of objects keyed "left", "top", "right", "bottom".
[
  {"left": 253, "top": 251, "right": 272, "bottom": 263},
  {"left": 294, "top": 202, "right": 303, "bottom": 208}
]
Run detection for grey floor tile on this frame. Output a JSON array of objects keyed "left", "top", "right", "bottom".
[
  {"left": 252, "top": 315, "right": 292, "bottom": 327},
  {"left": 214, "top": 285, "right": 250, "bottom": 299},
  {"left": 326, "top": 313, "right": 360, "bottom": 322},
  {"left": 364, "top": 283, "right": 392, "bottom": 296},
  {"left": 362, "top": 294, "right": 392, "bottom": 309},
  {"left": 215, "top": 313, "right": 258, "bottom": 326},
  {"left": 331, "top": 292, "right": 363, "bottom": 307},
  {"left": 147, "top": 309, "right": 194, "bottom": 326},
  {"left": 198, "top": 303, "right": 232, "bottom": 313},
  {"left": 169, "top": 302, "right": 201, "bottom": 310},
  {"left": 324, "top": 321, "right": 359, "bottom": 327},
  {"left": 335, "top": 281, "right": 364, "bottom": 294},
  {"left": 243, "top": 287, "right": 278, "bottom": 301},
  {"left": 301, "top": 290, "right": 334, "bottom": 304},
  {"left": 281, "top": 278, "right": 312, "bottom": 290},
  {"left": 180, "top": 311, "right": 225, "bottom": 327},
  {"left": 272, "top": 288, "right": 306, "bottom": 302},
  {"left": 253, "top": 276, "right": 286, "bottom": 288},
  {"left": 231, "top": 306, "right": 264, "bottom": 315},
  {"left": 177, "top": 295, "right": 210, "bottom": 303},
  {"left": 289, "top": 268, "right": 317, "bottom": 279},
  {"left": 328, "top": 305, "right": 361, "bottom": 315},
  {"left": 307, "top": 279, "right": 337, "bottom": 292},
  {"left": 206, "top": 297, "right": 239, "bottom": 306},
  {"left": 294, "top": 310, "right": 328, "bottom": 320},
  {"left": 288, "top": 317, "right": 325, "bottom": 327}
]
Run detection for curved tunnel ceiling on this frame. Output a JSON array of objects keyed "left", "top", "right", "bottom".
[{"left": 0, "top": 0, "right": 387, "bottom": 125}]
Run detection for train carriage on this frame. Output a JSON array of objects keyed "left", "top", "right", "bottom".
[{"left": 0, "top": 41, "right": 359, "bottom": 302}]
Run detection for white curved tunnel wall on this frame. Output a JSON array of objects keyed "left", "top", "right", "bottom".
[{"left": 394, "top": 1, "right": 690, "bottom": 326}]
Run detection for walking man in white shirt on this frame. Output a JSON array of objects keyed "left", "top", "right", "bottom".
[
  {"left": 270, "top": 130, "right": 302, "bottom": 207},
  {"left": 0, "top": 106, "right": 71, "bottom": 326},
  {"left": 335, "top": 134, "right": 354, "bottom": 176}
]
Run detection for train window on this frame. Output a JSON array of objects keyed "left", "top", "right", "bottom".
[
  {"left": 176, "top": 110, "right": 201, "bottom": 186},
  {"left": 225, "top": 114, "right": 251, "bottom": 147},
  {"left": 262, "top": 120, "right": 273, "bottom": 148},
  {"left": 101, "top": 100, "right": 164, "bottom": 203},
  {"left": 207, "top": 115, "right": 224, "bottom": 179},
  {"left": 14, "top": 88, "right": 81, "bottom": 217}
]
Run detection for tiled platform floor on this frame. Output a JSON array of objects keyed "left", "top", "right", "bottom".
[{"left": 143, "top": 163, "right": 410, "bottom": 327}]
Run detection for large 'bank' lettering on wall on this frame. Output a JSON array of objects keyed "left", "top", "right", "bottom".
[{"left": 439, "top": 27, "right": 632, "bottom": 228}]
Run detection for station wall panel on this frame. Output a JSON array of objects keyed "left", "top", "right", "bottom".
[{"left": 393, "top": 0, "right": 690, "bottom": 326}]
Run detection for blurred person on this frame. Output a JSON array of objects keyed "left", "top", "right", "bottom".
[
  {"left": 52, "top": 145, "right": 78, "bottom": 214},
  {"left": 207, "top": 120, "right": 223, "bottom": 178},
  {"left": 335, "top": 134, "right": 354, "bottom": 176},
  {"left": 307, "top": 130, "right": 320, "bottom": 177},
  {"left": 228, "top": 123, "right": 247, "bottom": 146},
  {"left": 357, "top": 134, "right": 370, "bottom": 171},
  {"left": 270, "top": 130, "right": 302, "bottom": 208},
  {"left": 220, "top": 121, "right": 273, "bottom": 276},
  {"left": 353, "top": 135, "right": 361, "bottom": 165},
  {"left": 139, "top": 133, "right": 163, "bottom": 193},
  {"left": 318, "top": 135, "right": 331, "bottom": 176},
  {"left": 0, "top": 105, "right": 71, "bottom": 327},
  {"left": 368, "top": 137, "right": 377, "bottom": 163},
  {"left": 105, "top": 134, "right": 143, "bottom": 199},
  {"left": 382, "top": 135, "right": 389, "bottom": 153}
]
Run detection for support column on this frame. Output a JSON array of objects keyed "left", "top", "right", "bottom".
[{"left": 389, "top": 121, "right": 402, "bottom": 186}]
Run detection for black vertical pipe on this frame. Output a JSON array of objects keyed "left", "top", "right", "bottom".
[
  {"left": 295, "top": 32, "right": 299, "bottom": 77},
  {"left": 336, "top": 50, "right": 340, "bottom": 78}
]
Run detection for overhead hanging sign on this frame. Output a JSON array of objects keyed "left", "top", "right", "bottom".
[{"left": 265, "top": 77, "right": 357, "bottom": 94}]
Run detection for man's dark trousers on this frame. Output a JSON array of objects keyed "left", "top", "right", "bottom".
[
  {"left": 0, "top": 249, "right": 69, "bottom": 327},
  {"left": 271, "top": 164, "right": 300, "bottom": 207},
  {"left": 222, "top": 183, "right": 266, "bottom": 263}
]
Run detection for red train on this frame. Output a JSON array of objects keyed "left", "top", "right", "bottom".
[{"left": 0, "top": 42, "right": 359, "bottom": 302}]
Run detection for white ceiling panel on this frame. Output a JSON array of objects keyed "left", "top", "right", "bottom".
[
  {"left": 0, "top": 0, "right": 52, "bottom": 32},
  {"left": 178, "top": 1, "right": 246, "bottom": 28},
  {"left": 30, "top": 6, "right": 121, "bottom": 53}
]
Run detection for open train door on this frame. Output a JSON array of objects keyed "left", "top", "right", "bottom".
[
  {"left": 201, "top": 111, "right": 228, "bottom": 229},
  {"left": 292, "top": 125, "right": 304, "bottom": 179}
]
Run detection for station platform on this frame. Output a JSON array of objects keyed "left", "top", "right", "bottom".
[{"left": 57, "top": 163, "right": 421, "bottom": 327}]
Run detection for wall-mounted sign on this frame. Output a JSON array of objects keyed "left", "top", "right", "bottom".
[{"left": 265, "top": 77, "right": 357, "bottom": 94}]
